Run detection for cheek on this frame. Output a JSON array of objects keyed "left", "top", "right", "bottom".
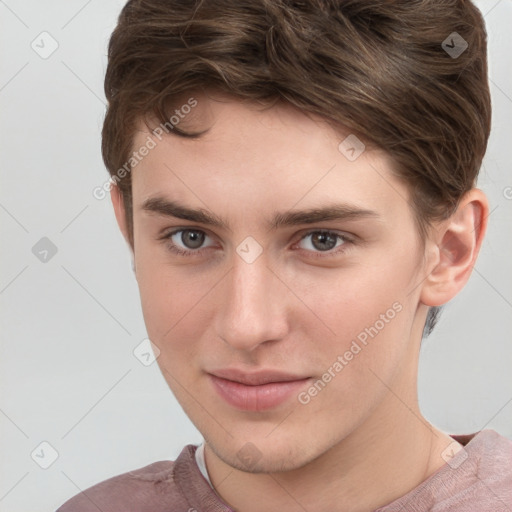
[
  {"left": 137, "top": 266, "right": 205, "bottom": 337},
  {"left": 295, "top": 250, "right": 419, "bottom": 390},
  {"left": 296, "top": 251, "right": 415, "bottom": 339},
  {"left": 137, "top": 273, "right": 204, "bottom": 387},
  {"left": 134, "top": 245, "right": 220, "bottom": 374},
  {"left": 296, "top": 289, "right": 414, "bottom": 432}
]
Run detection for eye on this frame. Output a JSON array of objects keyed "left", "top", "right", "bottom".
[
  {"left": 159, "top": 228, "right": 353, "bottom": 259},
  {"left": 295, "top": 230, "right": 352, "bottom": 257},
  {"left": 160, "top": 228, "right": 216, "bottom": 257}
]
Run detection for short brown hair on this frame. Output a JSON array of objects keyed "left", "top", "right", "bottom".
[{"left": 102, "top": 0, "right": 491, "bottom": 335}]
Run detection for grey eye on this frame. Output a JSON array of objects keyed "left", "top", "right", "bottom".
[
  {"left": 299, "top": 231, "right": 344, "bottom": 252},
  {"left": 174, "top": 229, "right": 207, "bottom": 249}
]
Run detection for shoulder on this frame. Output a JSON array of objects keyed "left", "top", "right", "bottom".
[
  {"left": 377, "top": 430, "right": 512, "bottom": 512},
  {"left": 56, "top": 446, "right": 197, "bottom": 512},
  {"left": 433, "top": 429, "right": 512, "bottom": 511},
  {"left": 466, "top": 429, "right": 512, "bottom": 482},
  {"left": 444, "top": 429, "right": 512, "bottom": 511}
]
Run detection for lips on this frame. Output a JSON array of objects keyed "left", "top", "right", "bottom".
[{"left": 208, "top": 368, "right": 312, "bottom": 411}]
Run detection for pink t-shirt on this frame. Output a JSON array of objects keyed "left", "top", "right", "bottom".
[{"left": 56, "top": 429, "right": 512, "bottom": 511}]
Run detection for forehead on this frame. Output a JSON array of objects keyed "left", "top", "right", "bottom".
[{"left": 130, "top": 93, "right": 411, "bottom": 225}]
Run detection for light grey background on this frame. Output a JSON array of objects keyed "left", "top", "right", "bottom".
[{"left": 0, "top": 1, "right": 511, "bottom": 511}]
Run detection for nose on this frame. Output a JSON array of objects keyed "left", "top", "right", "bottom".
[{"left": 214, "top": 253, "right": 289, "bottom": 352}]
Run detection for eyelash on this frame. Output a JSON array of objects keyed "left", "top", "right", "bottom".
[{"left": 158, "top": 228, "right": 354, "bottom": 259}]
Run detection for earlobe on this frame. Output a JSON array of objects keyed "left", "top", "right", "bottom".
[{"left": 420, "top": 189, "right": 489, "bottom": 307}]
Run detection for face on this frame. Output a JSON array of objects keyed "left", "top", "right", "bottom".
[{"left": 127, "top": 92, "right": 431, "bottom": 473}]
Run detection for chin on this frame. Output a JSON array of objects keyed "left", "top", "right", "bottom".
[{"left": 209, "top": 431, "right": 333, "bottom": 474}]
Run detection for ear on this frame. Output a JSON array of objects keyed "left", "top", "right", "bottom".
[
  {"left": 110, "top": 184, "right": 135, "bottom": 263},
  {"left": 420, "top": 188, "right": 489, "bottom": 307}
]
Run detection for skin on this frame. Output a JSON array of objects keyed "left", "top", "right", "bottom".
[{"left": 111, "top": 91, "right": 488, "bottom": 512}]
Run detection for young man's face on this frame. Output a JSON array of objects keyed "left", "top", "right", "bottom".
[{"left": 123, "top": 92, "right": 434, "bottom": 472}]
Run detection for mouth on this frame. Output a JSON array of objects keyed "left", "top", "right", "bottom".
[{"left": 207, "top": 368, "right": 312, "bottom": 411}]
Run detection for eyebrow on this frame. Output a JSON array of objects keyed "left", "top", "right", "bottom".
[{"left": 141, "top": 197, "right": 380, "bottom": 231}]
